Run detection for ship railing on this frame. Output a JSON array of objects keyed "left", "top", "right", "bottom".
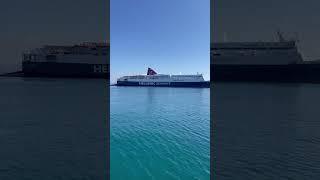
[
  {"left": 22, "top": 52, "right": 44, "bottom": 62},
  {"left": 79, "top": 42, "right": 110, "bottom": 47}
]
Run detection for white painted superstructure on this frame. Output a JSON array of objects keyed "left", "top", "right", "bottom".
[
  {"left": 211, "top": 32, "right": 303, "bottom": 65},
  {"left": 118, "top": 74, "right": 205, "bottom": 83},
  {"left": 23, "top": 42, "right": 109, "bottom": 64}
]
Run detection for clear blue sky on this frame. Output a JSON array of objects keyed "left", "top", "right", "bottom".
[{"left": 110, "top": 0, "right": 210, "bottom": 83}]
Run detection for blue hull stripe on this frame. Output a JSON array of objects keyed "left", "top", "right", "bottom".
[
  {"left": 211, "top": 64, "right": 320, "bottom": 83},
  {"left": 117, "top": 81, "right": 210, "bottom": 88},
  {"left": 22, "top": 61, "right": 109, "bottom": 79}
]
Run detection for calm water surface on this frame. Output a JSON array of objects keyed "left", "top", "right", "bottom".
[
  {"left": 110, "top": 86, "right": 210, "bottom": 180},
  {"left": 0, "top": 77, "right": 108, "bottom": 180},
  {"left": 213, "top": 83, "right": 320, "bottom": 180}
]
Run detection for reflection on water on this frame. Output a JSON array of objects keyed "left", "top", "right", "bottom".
[{"left": 213, "top": 83, "right": 320, "bottom": 180}]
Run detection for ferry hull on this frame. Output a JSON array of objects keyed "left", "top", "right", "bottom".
[
  {"left": 116, "top": 81, "right": 210, "bottom": 87},
  {"left": 211, "top": 64, "right": 320, "bottom": 83},
  {"left": 22, "top": 61, "right": 109, "bottom": 79}
]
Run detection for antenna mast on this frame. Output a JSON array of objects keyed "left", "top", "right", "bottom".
[
  {"left": 276, "top": 29, "right": 286, "bottom": 42},
  {"left": 294, "top": 32, "right": 300, "bottom": 43}
]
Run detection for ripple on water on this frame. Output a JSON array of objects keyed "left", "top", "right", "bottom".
[{"left": 111, "top": 87, "right": 210, "bottom": 179}]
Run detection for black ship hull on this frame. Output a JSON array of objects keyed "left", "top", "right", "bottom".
[
  {"left": 211, "top": 64, "right": 320, "bottom": 83},
  {"left": 22, "top": 61, "right": 109, "bottom": 79},
  {"left": 116, "top": 81, "right": 210, "bottom": 87}
]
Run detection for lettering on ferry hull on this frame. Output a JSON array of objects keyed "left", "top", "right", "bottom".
[
  {"left": 93, "top": 65, "right": 108, "bottom": 73},
  {"left": 138, "top": 82, "right": 171, "bottom": 86}
]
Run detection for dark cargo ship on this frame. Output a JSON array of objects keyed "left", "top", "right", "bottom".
[
  {"left": 211, "top": 32, "right": 320, "bottom": 83},
  {"left": 21, "top": 42, "right": 109, "bottom": 79}
]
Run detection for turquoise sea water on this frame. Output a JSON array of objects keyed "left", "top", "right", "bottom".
[
  {"left": 111, "top": 86, "right": 210, "bottom": 179},
  {"left": 0, "top": 77, "right": 108, "bottom": 179},
  {"left": 213, "top": 83, "right": 320, "bottom": 179}
]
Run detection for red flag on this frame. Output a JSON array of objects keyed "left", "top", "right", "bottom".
[{"left": 147, "top": 68, "right": 157, "bottom": 75}]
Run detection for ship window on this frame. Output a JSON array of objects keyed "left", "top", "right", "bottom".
[{"left": 46, "top": 55, "right": 56, "bottom": 60}]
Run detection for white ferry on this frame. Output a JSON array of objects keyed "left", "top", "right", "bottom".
[
  {"left": 117, "top": 68, "right": 210, "bottom": 87},
  {"left": 21, "top": 42, "right": 109, "bottom": 78},
  {"left": 209, "top": 31, "right": 320, "bottom": 82}
]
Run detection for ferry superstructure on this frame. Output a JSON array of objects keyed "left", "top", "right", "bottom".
[
  {"left": 211, "top": 32, "right": 320, "bottom": 82},
  {"left": 117, "top": 68, "right": 210, "bottom": 87},
  {"left": 21, "top": 42, "right": 109, "bottom": 78}
]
